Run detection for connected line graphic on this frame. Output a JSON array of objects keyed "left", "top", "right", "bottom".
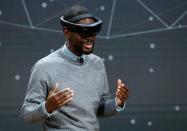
[{"left": 0, "top": 0, "right": 187, "bottom": 39}]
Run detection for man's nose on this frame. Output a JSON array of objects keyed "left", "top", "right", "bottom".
[
  {"left": 86, "top": 35, "right": 96, "bottom": 41},
  {"left": 84, "top": 38, "right": 95, "bottom": 43}
]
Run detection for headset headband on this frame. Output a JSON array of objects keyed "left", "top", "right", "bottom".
[{"left": 68, "top": 13, "right": 95, "bottom": 23}]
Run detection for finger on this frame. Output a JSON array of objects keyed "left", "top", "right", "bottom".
[
  {"left": 117, "top": 79, "right": 122, "bottom": 86},
  {"left": 116, "top": 88, "right": 128, "bottom": 97},
  {"left": 118, "top": 85, "right": 128, "bottom": 94},
  {"left": 117, "top": 88, "right": 128, "bottom": 99},
  {"left": 120, "top": 83, "right": 128, "bottom": 92},
  {"left": 116, "top": 90, "right": 123, "bottom": 98},
  {"left": 118, "top": 91, "right": 128, "bottom": 98},
  {"left": 56, "top": 92, "right": 73, "bottom": 106},
  {"left": 59, "top": 97, "right": 73, "bottom": 107},
  {"left": 116, "top": 92, "right": 128, "bottom": 101},
  {"left": 57, "top": 89, "right": 73, "bottom": 100},
  {"left": 64, "top": 97, "right": 73, "bottom": 105},
  {"left": 56, "top": 88, "right": 72, "bottom": 96},
  {"left": 55, "top": 89, "right": 73, "bottom": 103},
  {"left": 117, "top": 86, "right": 126, "bottom": 96},
  {"left": 57, "top": 93, "right": 73, "bottom": 106}
]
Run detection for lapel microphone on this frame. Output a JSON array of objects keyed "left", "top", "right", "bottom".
[{"left": 77, "top": 57, "right": 84, "bottom": 64}]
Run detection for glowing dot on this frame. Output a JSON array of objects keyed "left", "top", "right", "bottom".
[
  {"left": 15, "top": 74, "right": 21, "bottom": 80},
  {"left": 50, "top": 49, "right": 54, "bottom": 53},
  {"left": 100, "top": 6, "right": 105, "bottom": 11},
  {"left": 150, "top": 43, "right": 156, "bottom": 49},
  {"left": 149, "top": 67, "right": 154, "bottom": 73},
  {"left": 149, "top": 16, "right": 154, "bottom": 21},
  {"left": 49, "top": 0, "right": 54, "bottom": 2},
  {"left": 178, "top": 24, "right": 182, "bottom": 28},
  {"left": 0, "top": 10, "right": 2, "bottom": 16},
  {"left": 41, "top": 2, "right": 48, "bottom": 8},
  {"left": 175, "top": 105, "right": 180, "bottom": 111},
  {"left": 0, "top": 42, "right": 2, "bottom": 46},
  {"left": 130, "top": 118, "right": 136, "bottom": 125},
  {"left": 108, "top": 55, "right": 114, "bottom": 61},
  {"left": 147, "top": 121, "right": 152, "bottom": 126}
]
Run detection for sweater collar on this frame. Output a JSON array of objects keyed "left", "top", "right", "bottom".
[{"left": 61, "top": 42, "right": 85, "bottom": 63}]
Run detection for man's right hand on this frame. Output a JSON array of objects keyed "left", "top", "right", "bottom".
[{"left": 45, "top": 83, "right": 74, "bottom": 113}]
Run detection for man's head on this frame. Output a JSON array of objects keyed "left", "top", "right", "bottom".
[{"left": 60, "top": 5, "right": 102, "bottom": 56}]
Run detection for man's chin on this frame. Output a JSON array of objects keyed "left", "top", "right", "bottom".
[{"left": 82, "top": 49, "right": 93, "bottom": 55}]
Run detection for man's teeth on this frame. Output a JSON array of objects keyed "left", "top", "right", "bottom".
[{"left": 84, "top": 43, "right": 93, "bottom": 48}]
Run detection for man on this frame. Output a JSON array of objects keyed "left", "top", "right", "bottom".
[{"left": 21, "top": 5, "right": 128, "bottom": 131}]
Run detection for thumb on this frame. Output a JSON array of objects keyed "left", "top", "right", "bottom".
[
  {"left": 117, "top": 79, "right": 122, "bottom": 86},
  {"left": 53, "top": 83, "right": 60, "bottom": 93},
  {"left": 49, "top": 83, "right": 60, "bottom": 96}
]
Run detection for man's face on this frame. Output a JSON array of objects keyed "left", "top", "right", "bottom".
[{"left": 65, "top": 18, "right": 96, "bottom": 56}]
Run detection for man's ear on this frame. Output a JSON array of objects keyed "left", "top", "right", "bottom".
[{"left": 63, "top": 27, "right": 70, "bottom": 39}]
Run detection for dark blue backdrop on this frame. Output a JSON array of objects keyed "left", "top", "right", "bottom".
[{"left": 0, "top": 0, "right": 187, "bottom": 130}]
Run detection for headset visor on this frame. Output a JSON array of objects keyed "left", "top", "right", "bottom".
[{"left": 60, "top": 15, "right": 102, "bottom": 36}]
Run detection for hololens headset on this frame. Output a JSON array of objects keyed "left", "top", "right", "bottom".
[{"left": 60, "top": 13, "right": 102, "bottom": 36}]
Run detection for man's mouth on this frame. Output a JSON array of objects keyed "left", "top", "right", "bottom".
[{"left": 83, "top": 42, "right": 93, "bottom": 49}]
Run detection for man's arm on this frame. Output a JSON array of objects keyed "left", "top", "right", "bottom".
[
  {"left": 97, "top": 61, "right": 116, "bottom": 117},
  {"left": 97, "top": 61, "right": 129, "bottom": 117},
  {"left": 21, "top": 64, "right": 50, "bottom": 122},
  {"left": 21, "top": 64, "right": 73, "bottom": 122},
  {"left": 97, "top": 79, "right": 128, "bottom": 117}
]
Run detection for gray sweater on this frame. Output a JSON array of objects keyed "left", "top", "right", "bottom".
[{"left": 21, "top": 46, "right": 118, "bottom": 131}]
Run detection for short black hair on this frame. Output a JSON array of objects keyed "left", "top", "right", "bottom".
[{"left": 63, "top": 5, "right": 90, "bottom": 23}]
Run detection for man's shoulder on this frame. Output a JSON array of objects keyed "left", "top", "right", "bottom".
[
  {"left": 87, "top": 54, "right": 103, "bottom": 62},
  {"left": 34, "top": 49, "right": 62, "bottom": 68},
  {"left": 87, "top": 54, "right": 105, "bottom": 68}
]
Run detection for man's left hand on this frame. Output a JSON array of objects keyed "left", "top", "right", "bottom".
[{"left": 115, "top": 79, "right": 129, "bottom": 107}]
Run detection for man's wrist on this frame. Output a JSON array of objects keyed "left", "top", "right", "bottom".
[
  {"left": 115, "top": 97, "right": 126, "bottom": 112},
  {"left": 42, "top": 101, "right": 52, "bottom": 116}
]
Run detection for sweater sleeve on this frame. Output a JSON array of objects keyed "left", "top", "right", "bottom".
[
  {"left": 21, "top": 62, "right": 51, "bottom": 122},
  {"left": 97, "top": 61, "right": 117, "bottom": 117}
]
